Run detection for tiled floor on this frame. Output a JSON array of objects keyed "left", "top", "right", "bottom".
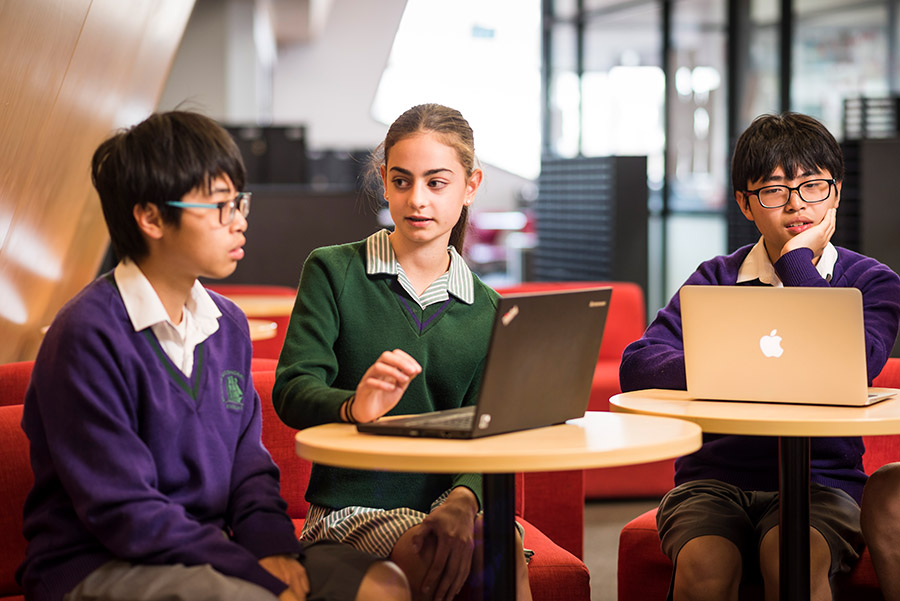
[{"left": 583, "top": 499, "right": 661, "bottom": 601}]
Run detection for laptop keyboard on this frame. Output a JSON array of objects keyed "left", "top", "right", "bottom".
[{"left": 395, "top": 408, "right": 475, "bottom": 428}]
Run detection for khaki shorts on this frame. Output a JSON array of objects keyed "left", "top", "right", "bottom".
[
  {"left": 65, "top": 540, "right": 380, "bottom": 601},
  {"left": 657, "top": 479, "right": 863, "bottom": 582}
]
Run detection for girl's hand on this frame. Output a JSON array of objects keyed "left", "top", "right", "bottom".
[
  {"left": 412, "top": 487, "right": 479, "bottom": 601},
  {"left": 351, "top": 349, "right": 421, "bottom": 423}
]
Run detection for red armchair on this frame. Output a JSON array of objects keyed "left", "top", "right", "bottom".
[
  {"left": 0, "top": 360, "right": 589, "bottom": 601},
  {"left": 494, "top": 281, "right": 673, "bottom": 499},
  {"left": 616, "top": 357, "right": 900, "bottom": 601},
  {"left": 254, "top": 367, "right": 590, "bottom": 600}
]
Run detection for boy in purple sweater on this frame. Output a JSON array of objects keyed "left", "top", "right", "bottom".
[
  {"left": 620, "top": 112, "right": 900, "bottom": 601},
  {"left": 16, "top": 111, "right": 410, "bottom": 601}
]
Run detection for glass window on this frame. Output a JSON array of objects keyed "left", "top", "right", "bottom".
[
  {"left": 548, "top": 21, "right": 579, "bottom": 157},
  {"left": 669, "top": 0, "right": 728, "bottom": 211},
  {"left": 792, "top": 4, "right": 890, "bottom": 136},
  {"left": 371, "top": 0, "right": 542, "bottom": 178},
  {"left": 580, "top": 3, "right": 663, "bottom": 183}
]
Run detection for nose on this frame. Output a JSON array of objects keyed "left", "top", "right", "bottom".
[
  {"left": 408, "top": 183, "right": 428, "bottom": 209},
  {"left": 231, "top": 208, "right": 248, "bottom": 233},
  {"left": 785, "top": 187, "right": 805, "bottom": 210}
]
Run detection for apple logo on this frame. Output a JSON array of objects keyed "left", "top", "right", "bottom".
[{"left": 760, "top": 329, "right": 784, "bottom": 358}]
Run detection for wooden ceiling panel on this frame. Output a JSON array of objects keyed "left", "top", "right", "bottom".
[{"left": 0, "top": 0, "right": 196, "bottom": 362}]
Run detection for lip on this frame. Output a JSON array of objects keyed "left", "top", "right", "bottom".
[
  {"left": 785, "top": 220, "right": 813, "bottom": 234},
  {"left": 229, "top": 245, "right": 245, "bottom": 260},
  {"left": 405, "top": 216, "right": 432, "bottom": 227}
]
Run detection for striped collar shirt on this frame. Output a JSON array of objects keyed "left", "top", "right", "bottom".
[
  {"left": 737, "top": 236, "right": 837, "bottom": 287},
  {"left": 365, "top": 229, "right": 475, "bottom": 308}
]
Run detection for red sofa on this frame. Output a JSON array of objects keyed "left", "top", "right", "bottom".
[
  {"left": 616, "top": 357, "right": 900, "bottom": 601},
  {"left": 494, "top": 281, "right": 674, "bottom": 499},
  {"left": 0, "top": 359, "right": 589, "bottom": 601}
]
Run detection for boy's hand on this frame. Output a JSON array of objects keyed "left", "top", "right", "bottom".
[
  {"left": 412, "top": 487, "right": 479, "bottom": 601},
  {"left": 779, "top": 207, "right": 837, "bottom": 263},
  {"left": 260, "top": 554, "right": 309, "bottom": 601},
  {"left": 353, "top": 349, "right": 422, "bottom": 423}
]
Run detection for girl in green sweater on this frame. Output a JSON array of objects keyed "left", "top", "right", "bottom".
[{"left": 274, "top": 104, "right": 532, "bottom": 601}]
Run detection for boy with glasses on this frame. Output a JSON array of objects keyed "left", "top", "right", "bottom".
[
  {"left": 16, "top": 111, "right": 409, "bottom": 601},
  {"left": 620, "top": 112, "right": 900, "bottom": 601}
]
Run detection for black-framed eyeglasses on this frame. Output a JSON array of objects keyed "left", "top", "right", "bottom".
[
  {"left": 744, "top": 179, "right": 835, "bottom": 209},
  {"left": 166, "top": 192, "right": 251, "bottom": 225}
]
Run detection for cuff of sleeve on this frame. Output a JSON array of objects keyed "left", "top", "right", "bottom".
[
  {"left": 242, "top": 562, "right": 292, "bottom": 597},
  {"left": 232, "top": 512, "right": 304, "bottom": 560},
  {"left": 452, "top": 474, "right": 483, "bottom": 511},
  {"left": 774, "top": 248, "right": 823, "bottom": 286}
]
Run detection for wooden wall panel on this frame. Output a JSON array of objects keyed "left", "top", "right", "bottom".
[{"left": 0, "top": 0, "right": 196, "bottom": 362}]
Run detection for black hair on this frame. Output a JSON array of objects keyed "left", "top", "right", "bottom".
[
  {"left": 732, "top": 112, "right": 843, "bottom": 199},
  {"left": 91, "top": 110, "right": 245, "bottom": 261}
]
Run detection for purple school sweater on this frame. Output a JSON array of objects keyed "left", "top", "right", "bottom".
[
  {"left": 619, "top": 245, "right": 900, "bottom": 503},
  {"left": 17, "top": 275, "right": 302, "bottom": 600}
]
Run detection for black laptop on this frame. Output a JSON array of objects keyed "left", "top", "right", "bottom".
[{"left": 356, "top": 287, "right": 612, "bottom": 439}]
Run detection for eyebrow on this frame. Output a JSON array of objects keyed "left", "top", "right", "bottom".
[
  {"left": 388, "top": 166, "right": 454, "bottom": 177},
  {"left": 762, "top": 168, "right": 821, "bottom": 183}
]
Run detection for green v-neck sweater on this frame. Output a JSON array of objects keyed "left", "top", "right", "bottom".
[{"left": 273, "top": 240, "right": 500, "bottom": 512}]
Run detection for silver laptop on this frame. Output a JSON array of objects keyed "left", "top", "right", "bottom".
[
  {"left": 680, "top": 285, "right": 897, "bottom": 406},
  {"left": 356, "top": 286, "right": 612, "bottom": 438}
]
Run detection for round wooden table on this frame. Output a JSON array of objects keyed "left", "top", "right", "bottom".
[
  {"left": 296, "top": 411, "right": 702, "bottom": 599},
  {"left": 247, "top": 318, "right": 277, "bottom": 341},
  {"left": 224, "top": 294, "right": 295, "bottom": 318},
  {"left": 610, "top": 388, "right": 900, "bottom": 601}
]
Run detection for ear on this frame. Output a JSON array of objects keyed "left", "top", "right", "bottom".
[
  {"left": 833, "top": 180, "right": 841, "bottom": 209},
  {"left": 735, "top": 190, "right": 755, "bottom": 222},
  {"left": 464, "top": 169, "right": 483, "bottom": 206},
  {"left": 133, "top": 202, "right": 165, "bottom": 241},
  {"left": 380, "top": 164, "right": 388, "bottom": 197}
]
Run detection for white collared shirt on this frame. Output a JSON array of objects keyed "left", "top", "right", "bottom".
[
  {"left": 114, "top": 259, "right": 221, "bottom": 377},
  {"left": 737, "top": 236, "right": 837, "bottom": 286},
  {"left": 365, "top": 229, "right": 475, "bottom": 309}
]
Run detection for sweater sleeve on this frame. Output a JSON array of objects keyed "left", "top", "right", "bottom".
[
  {"left": 776, "top": 247, "right": 900, "bottom": 383},
  {"left": 274, "top": 248, "right": 356, "bottom": 429},
  {"left": 226, "top": 384, "right": 304, "bottom": 560},
  {"left": 619, "top": 256, "right": 739, "bottom": 392},
  {"left": 31, "top": 320, "right": 291, "bottom": 597}
]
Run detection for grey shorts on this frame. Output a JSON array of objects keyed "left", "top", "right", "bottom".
[
  {"left": 65, "top": 541, "right": 380, "bottom": 601},
  {"left": 657, "top": 479, "right": 864, "bottom": 580}
]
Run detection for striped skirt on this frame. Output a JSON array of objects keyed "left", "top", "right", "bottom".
[{"left": 301, "top": 492, "right": 533, "bottom": 562}]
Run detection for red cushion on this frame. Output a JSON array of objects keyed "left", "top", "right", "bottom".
[
  {"left": 0, "top": 405, "right": 30, "bottom": 597},
  {"left": 522, "top": 471, "right": 584, "bottom": 559},
  {"left": 873, "top": 357, "right": 900, "bottom": 388},
  {"left": 0, "top": 361, "right": 32, "bottom": 408},
  {"left": 588, "top": 361, "right": 623, "bottom": 413},
  {"left": 253, "top": 368, "right": 311, "bottom": 519},
  {"left": 494, "top": 281, "right": 645, "bottom": 362},
  {"left": 586, "top": 459, "right": 675, "bottom": 499},
  {"left": 863, "top": 358, "right": 900, "bottom": 473},
  {"left": 617, "top": 508, "right": 671, "bottom": 601},
  {"left": 520, "top": 517, "right": 590, "bottom": 601}
]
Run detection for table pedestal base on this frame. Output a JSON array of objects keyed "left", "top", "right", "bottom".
[
  {"left": 779, "top": 436, "right": 811, "bottom": 601},
  {"left": 483, "top": 473, "right": 517, "bottom": 600}
]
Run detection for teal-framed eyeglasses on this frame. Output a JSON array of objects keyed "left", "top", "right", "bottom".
[
  {"left": 744, "top": 179, "right": 835, "bottom": 209},
  {"left": 166, "top": 192, "right": 251, "bottom": 225}
]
